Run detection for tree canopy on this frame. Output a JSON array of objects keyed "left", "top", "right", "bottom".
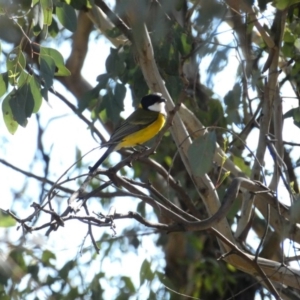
[{"left": 1, "top": 0, "right": 300, "bottom": 299}]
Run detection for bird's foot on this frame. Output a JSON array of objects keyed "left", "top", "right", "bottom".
[{"left": 132, "top": 144, "right": 150, "bottom": 153}]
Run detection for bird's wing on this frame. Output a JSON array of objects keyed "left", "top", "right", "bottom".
[{"left": 104, "top": 109, "right": 159, "bottom": 146}]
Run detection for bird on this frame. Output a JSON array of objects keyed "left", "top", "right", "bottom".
[{"left": 89, "top": 93, "right": 167, "bottom": 173}]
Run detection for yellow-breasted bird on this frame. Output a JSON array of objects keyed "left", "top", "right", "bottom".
[{"left": 89, "top": 93, "right": 167, "bottom": 173}]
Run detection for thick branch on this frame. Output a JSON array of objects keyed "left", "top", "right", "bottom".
[{"left": 124, "top": 1, "right": 235, "bottom": 253}]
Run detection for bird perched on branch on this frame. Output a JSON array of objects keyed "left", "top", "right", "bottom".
[{"left": 89, "top": 93, "right": 167, "bottom": 173}]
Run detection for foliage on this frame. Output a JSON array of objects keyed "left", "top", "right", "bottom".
[{"left": 1, "top": 0, "right": 300, "bottom": 299}]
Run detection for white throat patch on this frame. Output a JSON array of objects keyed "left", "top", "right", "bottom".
[{"left": 148, "top": 102, "right": 166, "bottom": 115}]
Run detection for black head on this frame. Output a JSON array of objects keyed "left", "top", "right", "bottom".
[{"left": 140, "top": 93, "right": 166, "bottom": 110}]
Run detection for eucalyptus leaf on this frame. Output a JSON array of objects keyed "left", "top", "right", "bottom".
[
  {"left": 56, "top": 2, "right": 77, "bottom": 32},
  {"left": 0, "top": 72, "right": 8, "bottom": 97},
  {"left": 188, "top": 131, "right": 216, "bottom": 176},
  {"left": 2, "top": 91, "right": 19, "bottom": 134}
]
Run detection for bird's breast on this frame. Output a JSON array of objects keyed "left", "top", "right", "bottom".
[{"left": 118, "top": 113, "right": 166, "bottom": 148}]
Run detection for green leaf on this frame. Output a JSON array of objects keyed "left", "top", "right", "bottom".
[
  {"left": 0, "top": 72, "right": 8, "bottom": 97},
  {"left": 137, "top": 201, "right": 146, "bottom": 218},
  {"left": 67, "top": 287, "right": 81, "bottom": 298},
  {"left": 182, "top": 33, "right": 192, "bottom": 54},
  {"left": 283, "top": 107, "right": 300, "bottom": 128},
  {"left": 274, "top": 0, "right": 300, "bottom": 10},
  {"left": 224, "top": 83, "right": 241, "bottom": 109},
  {"left": 40, "top": 0, "right": 53, "bottom": 26},
  {"left": 59, "top": 260, "right": 75, "bottom": 279},
  {"left": 139, "top": 259, "right": 153, "bottom": 285},
  {"left": 46, "top": 274, "right": 56, "bottom": 285},
  {"left": 39, "top": 53, "right": 56, "bottom": 90},
  {"left": 158, "top": 41, "right": 179, "bottom": 75},
  {"left": 121, "top": 276, "right": 136, "bottom": 293},
  {"left": 79, "top": 74, "right": 110, "bottom": 112},
  {"left": 28, "top": 264, "right": 39, "bottom": 281},
  {"left": 290, "top": 196, "right": 300, "bottom": 224},
  {"left": 282, "top": 42, "right": 294, "bottom": 58},
  {"left": 6, "top": 47, "right": 26, "bottom": 85},
  {"left": 9, "top": 249, "right": 26, "bottom": 272},
  {"left": 283, "top": 29, "right": 295, "bottom": 43},
  {"left": 48, "top": 17, "right": 59, "bottom": 37},
  {"left": 14, "top": 72, "right": 43, "bottom": 113},
  {"left": 40, "top": 46, "right": 71, "bottom": 76},
  {"left": 41, "top": 250, "right": 56, "bottom": 267},
  {"left": 90, "top": 274, "right": 103, "bottom": 295},
  {"left": 295, "top": 38, "right": 300, "bottom": 51},
  {"left": 188, "top": 131, "right": 216, "bottom": 176},
  {"left": 100, "top": 92, "right": 122, "bottom": 124},
  {"left": 283, "top": 107, "right": 296, "bottom": 119},
  {"left": 232, "top": 156, "right": 251, "bottom": 177},
  {"left": 32, "top": 3, "right": 44, "bottom": 31},
  {"left": 165, "top": 75, "right": 183, "bottom": 100},
  {"left": 32, "top": 2, "right": 45, "bottom": 36},
  {"left": 173, "top": 24, "right": 192, "bottom": 56},
  {"left": 224, "top": 83, "right": 242, "bottom": 125},
  {"left": 56, "top": 2, "right": 77, "bottom": 32},
  {"left": 175, "top": 0, "right": 185, "bottom": 10},
  {"left": 30, "top": 76, "right": 43, "bottom": 112},
  {"left": 206, "top": 99, "right": 226, "bottom": 128},
  {"left": 114, "top": 82, "right": 126, "bottom": 104},
  {"left": 17, "top": 69, "right": 30, "bottom": 87},
  {"left": 0, "top": 4, "right": 5, "bottom": 15},
  {"left": 2, "top": 91, "right": 19, "bottom": 134},
  {"left": 258, "top": 0, "right": 272, "bottom": 10},
  {"left": 293, "top": 108, "right": 300, "bottom": 122},
  {"left": 0, "top": 211, "right": 16, "bottom": 227},
  {"left": 96, "top": 73, "right": 110, "bottom": 84},
  {"left": 66, "top": 0, "right": 93, "bottom": 10},
  {"left": 41, "top": 87, "right": 49, "bottom": 101},
  {"left": 33, "top": 23, "right": 42, "bottom": 36},
  {"left": 9, "top": 84, "right": 35, "bottom": 127},
  {"left": 130, "top": 67, "right": 148, "bottom": 98},
  {"left": 106, "top": 27, "right": 123, "bottom": 38},
  {"left": 105, "top": 48, "right": 125, "bottom": 77},
  {"left": 78, "top": 83, "right": 102, "bottom": 112}
]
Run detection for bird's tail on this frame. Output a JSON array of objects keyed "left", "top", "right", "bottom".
[{"left": 89, "top": 145, "right": 115, "bottom": 174}]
